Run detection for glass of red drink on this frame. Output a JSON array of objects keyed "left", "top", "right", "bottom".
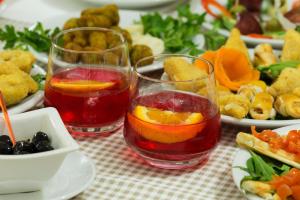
[
  {"left": 44, "top": 27, "right": 131, "bottom": 136},
  {"left": 124, "top": 54, "right": 221, "bottom": 169}
]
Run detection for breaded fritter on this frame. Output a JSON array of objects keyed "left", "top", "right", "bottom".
[{"left": 0, "top": 50, "right": 35, "bottom": 73}]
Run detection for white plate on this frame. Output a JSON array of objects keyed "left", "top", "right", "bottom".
[
  {"left": 82, "top": 0, "right": 177, "bottom": 9},
  {"left": 232, "top": 124, "right": 300, "bottom": 200},
  {"left": 0, "top": 151, "right": 96, "bottom": 200},
  {"left": 2, "top": 65, "right": 46, "bottom": 115},
  {"left": 31, "top": 10, "right": 205, "bottom": 73}
]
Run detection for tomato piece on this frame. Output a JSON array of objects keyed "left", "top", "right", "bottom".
[
  {"left": 270, "top": 177, "right": 286, "bottom": 189},
  {"left": 277, "top": 184, "right": 293, "bottom": 200},
  {"left": 287, "top": 130, "right": 300, "bottom": 143},
  {"left": 291, "top": 185, "right": 300, "bottom": 200},
  {"left": 287, "top": 141, "right": 298, "bottom": 154}
]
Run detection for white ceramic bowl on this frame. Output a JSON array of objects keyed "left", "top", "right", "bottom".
[{"left": 0, "top": 107, "right": 79, "bottom": 194}]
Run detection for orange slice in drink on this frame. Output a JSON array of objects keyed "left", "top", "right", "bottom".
[
  {"left": 50, "top": 79, "right": 115, "bottom": 92},
  {"left": 128, "top": 105, "right": 206, "bottom": 144}
]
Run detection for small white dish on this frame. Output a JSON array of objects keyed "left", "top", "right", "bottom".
[
  {"left": 0, "top": 107, "right": 79, "bottom": 194},
  {"left": 232, "top": 124, "right": 300, "bottom": 200},
  {"left": 0, "top": 151, "right": 95, "bottom": 200},
  {"left": 82, "top": 0, "right": 177, "bottom": 9},
  {"left": 3, "top": 64, "right": 46, "bottom": 115}
]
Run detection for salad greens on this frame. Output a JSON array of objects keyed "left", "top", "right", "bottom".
[
  {"left": 141, "top": 4, "right": 226, "bottom": 54},
  {"left": 0, "top": 22, "right": 60, "bottom": 53},
  {"left": 31, "top": 73, "right": 46, "bottom": 90},
  {"left": 237, "top": 150, "right": 291, "bottom": 182},
  {"left": 257, "top": 61, "right": 300, "bottom": 79}
]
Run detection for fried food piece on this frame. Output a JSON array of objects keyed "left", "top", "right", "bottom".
[
  {"left": 238, "top": 80, "right": 267, "bottom": 101},
  {"left": 0, "top": 50, "right": 35, "bottom": 73},
  {"left": 63, "top": 42, "right": 83, "bottom": 63},
  {"left": 0, "top": 70, "right": 38, "bottom": 106},
  {"left": 78, "top": 15, "right": 113, "bottom": 28},
  {"left": 89, "top": 31, "right": 107, "bottom": 49},
  {"left": 281, "top": 29, "right": 300, "bottom": 61},
  {"left": 274, "top": 93, "right": 300, "bottom": 118},
  {"left": 63, "top": 18, "right": 80, "bottom": 30},
  {"left": 164, "top": 57, "right": 208, "bottom": 92},
  {"left": 81, "top": 4, "right": 119, "bottom": 26},
  {"left": 198, "top": 84, "right": 231, "bottom": 97},
  {"left": 249, "top": 92, "right": 275, "bottom": 120},
  {"left": 219, "top": 94, "right": 250, "bottom": 119},
  {"left": 241, "top": 180, "right": 274, "bottom": 200},
  {"left": 268, "top": 67, "right": 300, "bottom": 96},
  {"left": 225, "top": 28, "right": 252, "bottom": 67},
  {"left": 133, "top": 34, "right": 165, "bottom": 55},
  {"left": 130, "top": 45, "right": 153, "bottom": 67},
  {"left": 254, "top": 43, "right": 278, "bottom": 67},
  {"left": 81, "top": 46, "right": 102, "bottom": 64}
]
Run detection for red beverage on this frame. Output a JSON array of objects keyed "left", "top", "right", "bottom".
[
  {"left": 124, "top": 91, "right": 221, "bottom": 162},
  {"left": 44, "top": 67, "right": 130, "bottom": 128}
]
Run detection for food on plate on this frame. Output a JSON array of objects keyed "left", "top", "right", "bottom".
[
  {"left": 196, "top": 46, "right": 260, "bottom": 91},
  {"left": 254, "top": 44, "right": 278, "bottom": 67},
  {"left": 0, "top": 50, "right": 39, "bottom": 106},
  {"left": 130, "top": 44, "right": 153, "bottom": 66},
  {"left": 219, "top": 94, "right": 250, "bottom": 119},
  {"left": 0, "top": 50, "right": 35, "bottom": 73},
  {"left": 224, "top": 28, "right": 252, "bottom": 66},
  {"left": 0, "top": 131, "right": 54, "bottom": 155},
  {"left": 235, "top": 128, "right": 300, "bottom": 200},
  {"left": 163, "top": 57, "right": 207, "bottom": 92},
  {"left": 281, "top": 29, "right": 300, "bottom": 61},
  {"left": 249, "top": 93, "right": 275, "bottom": 120},
  {"left": 274, "top": 93, "right": 300, "bottom": 118},
  {"left": 202, "top": 0, "right": 300, "bottom": 39},
  {"left": 238, "top": 80, "right": 267, "bottom": 101},
  {"left": 237, "top": 128, "right": 300, "bottom": 168},
  {"left": 268, "top": 67, "right": 300, "bottom": 97}
]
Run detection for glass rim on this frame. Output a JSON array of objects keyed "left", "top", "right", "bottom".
[
  {"left": 134, "top": 54, "right": 214, "bottom": 84},
  {"left": 51, "top": 27, "right": 126, "bottom": 54}
]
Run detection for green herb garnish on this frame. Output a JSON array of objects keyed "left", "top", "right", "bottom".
[
  {"left": 31, "top": 73, "right": 46, "bottom": 90},
  {"left": 0, "top": 22, "right": 60, "bottom": 53},
  {"left": 257, "top": 61, "right": 300, "bottom": 79}
]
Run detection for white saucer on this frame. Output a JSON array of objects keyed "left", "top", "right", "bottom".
[{"left": 0, "top": 151, "right": 96, "bottom": 200}]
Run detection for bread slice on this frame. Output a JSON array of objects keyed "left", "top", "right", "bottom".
[{"left": 236, "top": 132, "right": 300, "bottom": 169}]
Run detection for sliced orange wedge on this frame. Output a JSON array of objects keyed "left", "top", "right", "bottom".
[
  {"left": 128, "top": 105, "right": 206, "bottom": 144},
  {"left": 50, "top": 79, "right": 115, "bottom": 92}
]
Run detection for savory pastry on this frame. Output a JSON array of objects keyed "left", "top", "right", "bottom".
[
  {"left": 236, "top": 131, "right": 300, "bottom": 168},
  {"left": 281, "top": 29, "right": 300, "bottom": 61},
  {"left": 219, "top": 94, "right": 250, "bottom": 119},
  {"left": 164, "top": 57, "right": 207, "bottom": 92},
  {"left": 224, "top": 28, "right": 252, "bottom": 67},
  {"left": 249, "top": 92, "right": 275, "bottom": 120},
  {"left": 0, "top": 50, "right": 35, "bottom": 73},
  {"left": 268, "top": 67, "right": 300, "bottom": 97},
  {"left": 253, "top": 43, "right": 278, "bottom": 67},
  {"left": 274, "top": 93, "right": 300, "bottom": 118},
  {"left": 238, "top": 80, "right": 267, "bottom": 101}
]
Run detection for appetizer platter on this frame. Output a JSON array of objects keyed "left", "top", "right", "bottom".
[
  {"left": 4, "top": 4, "right": 206, "bottom": 73},
  {"left": 0, "top": 50, "right": 45, "bottom": 114},
  {"left": 233, "top": 124, "right": 300, "bottom": 200},
  {"left": 200, "top": 0, "right": 299, "bottom": 48}
]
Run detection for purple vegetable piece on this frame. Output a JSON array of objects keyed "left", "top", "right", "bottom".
[
  {"left": 239, "top": 0, "right": 262, "bottom": 13},
  {"left": 235, "top": 11, "right": 262, "bottom": 35}
]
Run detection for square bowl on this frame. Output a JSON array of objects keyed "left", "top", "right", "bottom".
[{"left": 0, "top": 107, "right": 79, "bottom": 194}]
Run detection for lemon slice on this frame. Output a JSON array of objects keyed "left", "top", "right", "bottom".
[
  {"left": 128, "top": 105, "right": 205, "bottom": 144},
  {"left": 51, "top": 80, "right": 115, "bottom": 92}
]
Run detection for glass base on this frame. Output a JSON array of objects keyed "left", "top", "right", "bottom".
[
  {"left": 130, "top": 148, "right": 209, "bottom": 169},
  {"left": 66, "top": 117, "right": 124, "bottom": 137}
]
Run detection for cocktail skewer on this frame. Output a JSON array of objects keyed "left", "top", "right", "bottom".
[{"left": 0, "top": 91, "right": 16, "bottom": 146}]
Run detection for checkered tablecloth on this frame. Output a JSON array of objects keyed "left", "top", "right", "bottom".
[{"left": 72, "top": 124, "right": 248, "bottom": 200}]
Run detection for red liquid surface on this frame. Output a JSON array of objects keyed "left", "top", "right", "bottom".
[
  {"left": 44, "top": 67, "right": 130, "bottom": 127},
  {"left": 124, "top": 91, "right": 221, "bottom": 161}
]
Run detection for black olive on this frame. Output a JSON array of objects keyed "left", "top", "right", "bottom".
[
  {"left": 0, "top": 135, "right": 12, "bottom": 147},
  {"left": 35, "top": 141, "right": 54, "bottom": 152},
  {"left": 32, "top": 131, "right": 50, "bottom": 145},
  {"left": 13, "top": 140, "right": 36, "bottom": 154},
  {"left": 0, "top": 141, "right": 13, "bottom": 155}
]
